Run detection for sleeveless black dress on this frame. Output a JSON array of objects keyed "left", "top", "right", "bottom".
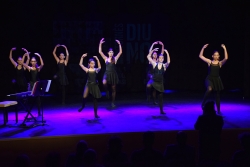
[
  {"left": 57, "top": 62, "right": 69, "bottom": 86},
  {"left": 103, "top": 61, "right": 119, "bottom": 85},
  {"left": 15, "top": 66, "right": 27, "bottom": 92},
  {"left": 152, "top": 63, "right": 165, "bottom": 93},
  {"left": 85, "top": 70, "right": 101, "bottom": 98},
  {"left": 29, "top": 68, "right": 39, "bottom": 90},
  {"left": 205, "top": 62, "right": 224, "bottom": 91}
]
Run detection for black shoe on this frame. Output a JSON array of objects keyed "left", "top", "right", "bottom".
[
  {"left": 95, "top": 115, "right": 100, "bottom": 118},
  {"left": 160, "top": 111, "right": 166, "bottom": 114},
  {"left": 78, "top": 106, "right": 85, "bottom": 112}
]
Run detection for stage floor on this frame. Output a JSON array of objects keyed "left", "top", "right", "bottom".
[{"left": 0, "top": 91, "right": 250, "bottom": 139}]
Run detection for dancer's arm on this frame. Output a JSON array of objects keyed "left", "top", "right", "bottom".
[
  {"left": 149, "top": 41, "right": 158, "bottom": 52},
  {"left": 61, "top": 44, "right": 69, "bottom": 66},
  {"left": 99, "top": 38, "right": 107, "bottom": 61},
  {"left": 147, "top": 48, "right": 159, "bottom": 68},
  {"left": 22, "top": 48, "right": 30, "bottom": 70},
  {"left": 115, "top": 40, "right": 122, "bottom": 63},
  {"left": 9, "top": 47, "right": 17, "bottom": 67},
  {"left": 93, "top": 56, "right": 101, "bottom": 73},
  {"left": 79, "top": 53, "right": 89, "bottom": 73},
  {"left": 35, "top": 53, "right": 44, "bottom": 71},
  {"left": 164, "top": 49, "right": 170, "bottom": 70},
  {"left": 199, "top": 44, "right": 211, "bottom": 64},
  {"left": 158, "top": 41, "right": 165, "bottom": 55},
  {"left": 220, "top": 44, "right": 228, "bottom": 67},
  {"left": 53, "top": 44, "right": 60, "bottom": 63}
]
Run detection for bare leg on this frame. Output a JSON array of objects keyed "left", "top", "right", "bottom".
[
  {"left": 202, "top": 86, "right": 213, "bottom": 109},
  {"left": 78, "top": 86, "right": 89, "bottom": 112},
  {"left": 111, "top": 84, "right": 116, "bottom": 107}
]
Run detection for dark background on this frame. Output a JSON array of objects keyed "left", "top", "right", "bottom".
[{"left": 0, "top": 0, "right": 249, "bottom": 101}]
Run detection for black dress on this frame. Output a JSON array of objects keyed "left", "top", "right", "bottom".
[
  {"left": 103, "top": 61, "right": 119, "bottom": 85},
  {"left": 205, "top": 62, "right": 224, "bottom": 91},
  {"left": 85, "top": 70, "right": 102, "bottom": 98},
  {"left": 57, "top": 62, "right": 69, "bottom": 86},
  {"left": 29, "top": 68, "right": 39, "bottom": 90},
  {"left": 152, "top": 63, "right": 165, "bottom": 93},
  {"left": 15, "top": 65, "right": 27, "bottom": 92}
]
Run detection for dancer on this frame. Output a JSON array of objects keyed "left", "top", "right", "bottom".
[
  {"left": 199, "top": 44, "right": 228, "bottom": 114},
  {"left": 22, "top": 52, "right": 44, "bottom": 91},
  {"left": 146, "top": 41, "right": 164, "bottom": 104},
  {"left": 99, "top": 38, "right": 122, "bottom": 108},
  {"left": 147, "top": 46, "right": 170, "bottom": 114},
  {"left": 53, "top": 44, "right": 69, "bottom": 104},
  {"left": 9, "top": 47, "right": 30, "bottom": 92},
  {"left": 78, "top": 54, "right": 102, "bottom": 118}
]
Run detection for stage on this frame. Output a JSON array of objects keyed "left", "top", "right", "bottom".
[{"left": 1, "top": 90, "right": 249, "bottom": 139}]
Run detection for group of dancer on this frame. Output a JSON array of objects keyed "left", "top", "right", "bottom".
[{"left": 9, "top": 38, "right": 228, "bottom": 118}]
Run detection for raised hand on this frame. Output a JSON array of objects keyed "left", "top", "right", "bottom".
[
  {"left": 115, "top": 40, "right": 121, "bottom": 45},
  {"left": 34, "top": 53, "right": 41, "bottom": 57},
  {"left": 56, "top": 44, "right": 60, "bottom": 47},
  {"left": 11, "top": 47, "right": 16, "bottom": 51},
  {"left": 100, "top": 38, "right": 105, "bottom": 44},
  {"left": 22, "top": 48, "right": 28, "bottom": 53},
  {"left": 82, "top": 53, "right": 87, "bottom": 58},
  {"left": 153, "top": 41, "right": 158, "bottom": 45},
  {"left": 203, "top": 44, "right": 209, "bottom": 49},
  {"left": 152, "top": 48, "right": 159, "bottom": 52},
  {"left": 61, "top": 45, "right": 67, "bottom": 48},
  {"left": 93, "top": 56, "right": 99, "bottom": 60},
  {"left": 158, "top": 41, "right": 163, "bottom": 45},
  {"left": 221, "top": 44, "right": 226, "bottom": 49}
]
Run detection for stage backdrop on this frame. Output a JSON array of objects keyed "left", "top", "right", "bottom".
[{"left": 52, "top": 13, "right": 170, "bottom": 94}]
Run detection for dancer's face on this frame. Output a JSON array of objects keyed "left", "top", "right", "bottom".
[
  {"left": 59, "top": 53, "right": 65, "bottom": 60},
  {"left": 212, "top": 52, "right": 220, "bottom": 61},
  {"left": 108, "top": 51, "right": 114, "bottom": 57},
  {"left": 158, "top": 55, "right": 164, "bottom": 63},
  {"left": 89, "top": 60, "right": 95, "bottom": 68},
  {"left": 17, "top": 57, "right": 22, "bottom": 65},
  {"left": 152, "top": 52, "right": 157, "bottom": 59},
  {"left": 30, "top": 58, "right": 37, "bottom": 67}
]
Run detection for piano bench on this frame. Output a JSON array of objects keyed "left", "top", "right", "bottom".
[{"left": 0, "top": 101, "right": 18, "bottom": 126}]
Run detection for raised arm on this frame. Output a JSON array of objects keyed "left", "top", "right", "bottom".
[
  {"left": 35, "top": 53, "right": 44, "bottom": 71},
  {"left": 79, "top": 54, "right": 89, "bottom": 73},
  {"left": 164, "top": 49, "right": 171, "bottom": 69},
  {"left": 158, "top": 41, "right": 165, "bottom": 55},
  {"left": 9, "top": 47, "right": 17, "bottom": 67},
  {"left": 199, "top": 44, "right": 211, "bottom": 64},
  {"left": 22, "top": 61, "right": 31, "bottom": 71},
  {"left": 22, "top": 48, "right": 30, "bottom": 69},
  {"left": 61, "top": 45, "right": 69, "bottom": 66},
  {"left": 115, "top": 40, "right": 122, "bottom": 62},
  {"left": 149, "top": 41, "right": 158, "bottom": 52},
  {"left": 99, "top": 38, "right": 107, "bottom": 61},
  {"left": 53, "top": 44, "right": 60, "bottom": 63},
  {"left": 93, "top": 56, "right": 101, "bottom": 73},
  {"left": 220, "top": 44, "right": 228, "bottom": 66},
  {"left": 147, "top": 48, "right": 159, "bottom": 68}
]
